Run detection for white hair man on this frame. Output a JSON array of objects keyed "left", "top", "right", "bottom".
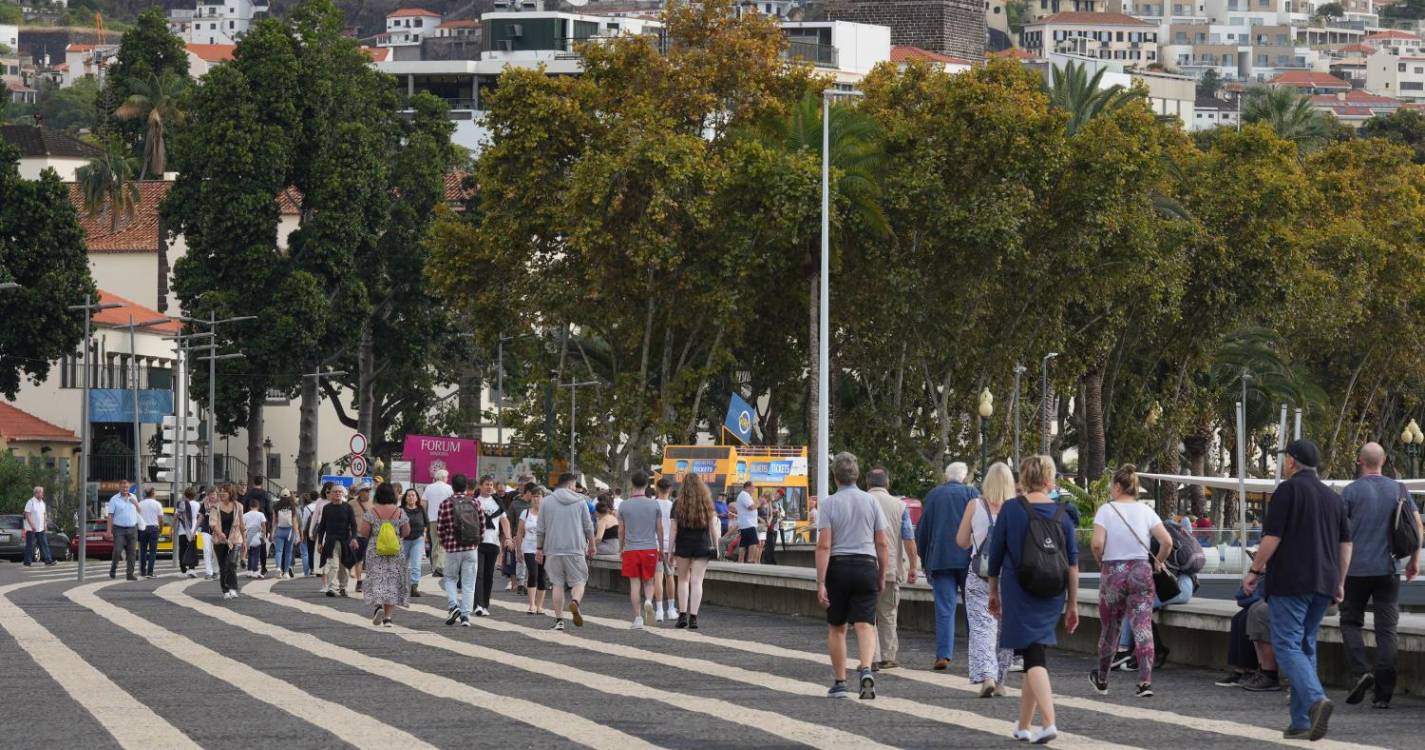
[
  {"left": 424, "top": 469, "right": 454, "bottom": 577},
  {"left": 914, "top": 460, "right": 980, "bottom": 670},
  {"left": 23, "top": 486, "right": 55, "bottom": 566}
]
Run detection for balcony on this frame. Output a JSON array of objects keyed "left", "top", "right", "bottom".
[{"left": 784, "top": 40, "right": 839, "bottom": 69}]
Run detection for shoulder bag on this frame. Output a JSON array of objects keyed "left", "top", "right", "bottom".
[{"left": 1106, "top": 501, "right": 1180, "bottom": 602}]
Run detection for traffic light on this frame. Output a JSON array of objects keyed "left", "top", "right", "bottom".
[{"left": 156, "top": 415, "right": 199, "bottom": 485}]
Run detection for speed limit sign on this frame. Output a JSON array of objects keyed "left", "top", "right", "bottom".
[
  {"left": 349, "top": 433, "right": 368, "bottom": 456},
  {"left": 351, "top": 455, "right": 368, "bottom": 477}
]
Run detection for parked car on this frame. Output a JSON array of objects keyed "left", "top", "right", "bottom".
[
  {"left": 0, "top": 515, "right": 71, "bottom": 562},
  {"left": 71, "top": 519, "right": 114, "bottom": 560}
]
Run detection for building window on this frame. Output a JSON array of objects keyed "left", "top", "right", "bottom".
[
  {"left": 1401, "top": 63, "right": 1408, "bottom": 72},
  {"left": 1403, "top": 81, "right": 1424, "bottom": 90}
]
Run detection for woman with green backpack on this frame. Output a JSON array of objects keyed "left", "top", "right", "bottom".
[{"left": 359, "top": 482, "right": 412, "bottom": 627}]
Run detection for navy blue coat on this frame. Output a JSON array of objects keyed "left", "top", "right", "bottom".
[{"left": 916, "top": 480, "right": 979, "bottom": 572}]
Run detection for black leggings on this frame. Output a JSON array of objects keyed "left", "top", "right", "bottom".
[
  {"left": 215, "top": 543, "right": 239, "bottom": 593},
  {"left": 524, "top": 552, "right": 550, "bottom": 591},
  {"left": 1015, "top": 644, "right": 1048, "bottom": 671},
  {"left": 474, "top": 543, "right": 499, "bottom": 608}
]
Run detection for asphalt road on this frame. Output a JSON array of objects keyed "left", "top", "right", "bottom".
[{"left": 0, "top": 559, "right": 1419, "bottom": 749}]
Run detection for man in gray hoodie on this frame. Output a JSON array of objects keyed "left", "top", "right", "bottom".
[{"left": 536, "top": 472, "right": 596, "bottom": 630}]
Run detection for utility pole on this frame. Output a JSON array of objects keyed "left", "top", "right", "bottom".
[
  {"left": 178, "top": 312, "right": 255, "bottom": 483},
  {"left": 113, "top": 315, "right": 169, "bottom": 498},
  {"left": 1012, "top": 363, "right": 1026, "bottom": 469},
  {"left": 561, "top": 380, "right": 599, "bottom": 473},
  {"left": 67, "top": 296, "right": 123, "bottom": 582}
]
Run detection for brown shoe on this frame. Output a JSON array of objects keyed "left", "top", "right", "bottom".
[
  {"left": 933, "top": 658, "right": 949, "bottom": 671},
  {"left": 878, "top": 660, "right": 899, "bottom": 670}
]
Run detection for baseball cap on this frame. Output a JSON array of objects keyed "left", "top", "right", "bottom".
[{"left": 1285, "top": 439, "right": 1320, "bottom": 469}]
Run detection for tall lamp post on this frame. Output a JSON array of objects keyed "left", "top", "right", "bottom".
[
  {"left": 178, "top": 312, "right": 256, "bottom": 483},
  {"left": 817, "top": 86, "right": 864, "bottom": 504},
  {"left": 560, "top": 380, "right": 599, "bottom": 473},
  {"left": 1040, "top": 352, "right": 1059, "bottom": 455},
  {"left": 1012, "top": 364, "right": 1025, "bottom": 469},
  {"left": 1402, "top": 419, "right": 1423, "bottom": 478},
  {"left": 113, "top": 316, "right": 170, "bottom": 497},
  {"left": 978, "top": 388, "right": 994, "bottom": 482},
  {"left": 67, "top": 296, "right": 124, "bottom": 582}
]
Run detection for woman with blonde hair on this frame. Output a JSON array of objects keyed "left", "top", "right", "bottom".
[
  {"left": 956, "top": 461, "right": 1016, "bottom": 697},
  {"left": 671, "top": 472, "right": 719, "bottom": 629},
  {"left": 988, "top": 455, "right": 1080, "bottom": 744}
]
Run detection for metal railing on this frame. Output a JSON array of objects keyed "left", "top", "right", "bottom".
[{"left": 1072, "top": 528, "right": 1259, "bottom": 574}]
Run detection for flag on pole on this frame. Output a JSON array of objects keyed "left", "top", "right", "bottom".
[{"left": 724, "top": 393, "right": 755, "bottom": 445}]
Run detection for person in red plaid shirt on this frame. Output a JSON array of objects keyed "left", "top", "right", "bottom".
[{"left": 436, "top": 474, "right": 481, "bottom": 627}]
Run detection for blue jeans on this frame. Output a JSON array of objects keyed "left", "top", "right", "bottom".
[
  {"left": 301, "top": 538, "right": 314, "bottom": 576},
  {"left": 273, "top": 527, "right": 294, "bottom": 574},
  {"left": 930, "top": 568, "right": 966, "bottom": 660},
  {"left": 401, "top": 537, "right": 425, "bottom": 586},
  {"left": 1120, "top": 572, "right": 1193, "bottom": 647},
  {"left": 138, "top": 526, "right": 159, "bottom": 576},
  {"left": 23, "top": 530, "right": 52, "bottom": 565},
  {"left": 443, "top": 549, "right": 478, "bottom": 616},
  {"left": 247, "top": 544, "right": 263, "bottom": 573},
  {"left": 1270, "top": 592, "right": 1331, "bottom": 730}
]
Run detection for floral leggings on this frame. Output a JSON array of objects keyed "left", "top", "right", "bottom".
[
  {"left": 1098, "top": 559, "right": 1156, "bottom": 684},
  {"left": 964, "top": 570, "right": 1013, "bottom": 685}
]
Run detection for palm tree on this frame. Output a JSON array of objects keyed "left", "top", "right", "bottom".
[
  {"left": 1241, "top": 86, "right": 1328, "bottom": 147},
  {"left": 115, "top": 72, "right": 187, "bottom": 179},
  {"left": 1045, "top": 61, "right": 1144, "bottom": 137},
  {"left": 76, "top": 142, "right": 143, "bottom": 233}
]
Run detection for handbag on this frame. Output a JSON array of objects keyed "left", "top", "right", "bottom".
[
  {"left": 1106, "top": 501, "right": 1181, "bottom": 602},
  {"left": 970, "top": 498, "right": 996, "bottom": 579}
]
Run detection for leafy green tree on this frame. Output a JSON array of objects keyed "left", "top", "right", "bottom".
[
  {"left": 1242, "top": 86, "right": 1328, "bottom": 149},
  {"left": 1360, "top": 108, "right": 1425, "bottom": 164},
  {"left": 1315, "top": 2, "right": 1344, "bottom": 16},
  {"left": 115, "top": 72, "right": 188, "bottom": 178},
  {"left": 0, "top": 143, "right": 97, "bottom": 399},
  {"left": 0, "top": 2, "right": 20, "bottom": 24},
  {"left": 75, "top": 141, "right": 141, "bottom": 232},
  {"left": 1198, "top": 68, "right": 1221, "bottom": 99},
  {"left": 105, "top": 8, "right": 189, "bottom": 164},
  {"left": 1046, "top": 61, "right": 1143, "bottom": 137}
]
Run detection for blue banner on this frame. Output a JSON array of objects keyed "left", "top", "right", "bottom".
[
  {"left": 89, "top": 389, "right": 174, "bottom": 424},
  {"left": 320, "top": 475, "right": 375, "bottom": 490},
  {"left": 723, "top": 393, "right": 755, "bottom": 445}
]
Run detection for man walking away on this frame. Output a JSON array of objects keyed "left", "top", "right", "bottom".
[
  {"left": 23, "top": 486, "right": 55, "bottom": 567},
  {"left": 915, "top": 461, "right": 978, "bottom": 670},
  {"left": 618, "top": 470, "right": 665, "bottom": 629},
  {"left": 653, "top": 474, "right": 678, "bottom": 622},
  {"left": 867, "top": 468, "right": 918, "bottom": 670},
  {"left": 1340, "top": 442, "right": 1421, "bottom": 709},
  {"left": 537, "top": 473, "right": 596, "bottom": 631},
  {"left": 425, "top": 470, "right": 454, "bottom": 577},
  {"left": 137, "top": 488, "right": 164, "bottom": 578},
  {"left": 735, "top": 481, "right": 760, "bottom": 562},
  {"left": 436, "top": 474, "right": 481, "bottom": 627},
  {"left": 816, "top": 452, "right": 890, "bottom": 700},
  {"left": 107, "top": 483, "right": 142, "bottom": 580},
  {"left": 1243, "top": 440, "right": 1351, "bottom": 741}
]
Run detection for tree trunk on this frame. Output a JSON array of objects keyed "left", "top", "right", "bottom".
[
  {"left": 297, "top": 366, "right": 320, "bottom": 493},
  {"left": 1084, "top": 365, "right": 1106, "bottom": 481},
  {"left": 1184, "top": 424, "right": 1210, "bottom": 517},
  {"left": 1160, "top": 435, "right": 1180, "bottom": 518},
  {"left": 246, "top": 394, "right": 264, "bottom": 485},
  {"left": 807, "top": 270, "right": 819, "bottom": 492},
  {"left": 357, "top": 320, "right": 376, "bottom": 443}
]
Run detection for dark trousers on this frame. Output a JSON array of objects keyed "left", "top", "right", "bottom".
[
  {"left": 177, "top": 535, "right": 195, "bottom": 572},
  {"left": 1341, "top": 574, "right": 1400, "bottom": 702},
  {"left": 247, "top": 544, "right": 263, "bottom": 573},
  {"left": 1227, "top": 605, "right": 1260, "bottom": 671},
  {"left": 110, "top": 526, "right": 138, "bottom": 578},
  {"left": 216, "top": 543, "right": 239, "bottom": 592},
  {"left": 473, "top": 542, "right": 499, "bottom": 609},
  {"left": 23, "top": 530, "right": 53, "bottom": 565},
  {"left": 138, "top": 527, "right": 159, "bottom": 576},
  {"left": 306, "top": 538, "right": 317, "bottom": 574}
]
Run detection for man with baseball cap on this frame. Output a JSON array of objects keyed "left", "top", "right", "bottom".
[{"left": 1243, "top": 439, "right": 1352, "bottom": 741}]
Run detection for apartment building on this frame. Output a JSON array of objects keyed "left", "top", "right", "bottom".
[
  {"left": 1022, "top": 12, "right": 1160, "bottom": 63},
  {"left": 1366, "top": 47, "right": 1425, "bottom": 100},
  {"left": 168, "top": 0, "right": 269, "bottom": 45}
]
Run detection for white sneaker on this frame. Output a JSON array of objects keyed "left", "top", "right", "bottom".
[
  {"left": 1031, "top": 725, "right": 1057, "bottom": 744},
  {"left": 1011, "top": 726, "right": 1034, "bottom": 741},
  {"left": 655, "top": 609, "right": 665, "bottom": 623},
  {"left": 665, "top": 603, "right": 677, "bottom": 619},
  {"left": 631, "top": 617, "right": 644, "bottom": 630}
]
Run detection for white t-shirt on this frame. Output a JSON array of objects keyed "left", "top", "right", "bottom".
[
  {"left": 138, "top": 498, "right": 164, "bottom": 528},
  {"left": 242, "top": 510, "right": 266, "bottom": 547},
  {"left": 656, "top": 497, "right": 674, "bottom": 544},
  {"left": 423, "top": 481, "right": 453, "bottom": 523},
  {"left": 478, "top": 496, "right": 502, "bottom": 546},
  {"left": 520, "top": 510, "right": 540, "bottom": 554},
  {"left": 1093, "top": 501, "right": 1163, "bottom": 562},
  {"left": 736, "top": 491, "right": 758, "bottom": 529},
  {"left": 23, "top": 497, "right": 45, "bottom": 532}
]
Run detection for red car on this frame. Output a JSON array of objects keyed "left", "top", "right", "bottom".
[{"left": 70, "top": 519, "right": 114, "bottom": 559}]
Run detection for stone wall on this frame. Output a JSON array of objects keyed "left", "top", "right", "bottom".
[{"left": 822, "top": 0, "right": 986, "bottom": 60}]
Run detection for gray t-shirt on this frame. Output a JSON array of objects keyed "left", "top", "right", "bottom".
[
  {"left": 619, "top": 496, "right": 664, "bottom": 552},
  {"left": 817, "top": 485, "right": 888, "bottom": 557},
  {"left": 1343, "top": 474, "right": 1419, "bottom": 577}
]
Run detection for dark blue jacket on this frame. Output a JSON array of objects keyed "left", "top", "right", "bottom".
[{"left": 916, "top": 480, "right": 979, "bottom": 572}]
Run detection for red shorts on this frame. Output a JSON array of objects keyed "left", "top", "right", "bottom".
[{"left": 621, "top": 549, "right": 659, "bottom": 579}]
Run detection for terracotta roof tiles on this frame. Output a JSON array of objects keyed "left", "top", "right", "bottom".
[
  {"left": 0, "top": 402, "right": 79, "bottom": 444},
  {"left": 67, "top": 181, "right": 171, "bottom": 254}
]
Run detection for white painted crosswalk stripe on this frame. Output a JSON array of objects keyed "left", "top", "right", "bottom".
[
  {"left": 163, "top": 578, "right": 664, "bottom": 750},
  {"left": 67, "top": 581, "right": 435, "bottom": 750},
  {"left": 256, "top": 579, "right": 895, "bottom": 750},
  {"left": 0, "top": 581, "right": 200, "bottom": 750}
]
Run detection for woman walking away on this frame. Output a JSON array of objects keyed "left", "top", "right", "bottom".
[
  {"left": 671, "top": 472, "right": 719, "bottom": 629},
  {"left": 360, "top": 482, "right": 411, "bottom": 627},
  {"left": 400, "top": 488, "right": 427, "bottom": 597},
  {"left": 988, "top": 455, "right": 1080, "bottom": 744},
  {"left": 317, "top": 485, "right": 357, "bottom": 597},
  {"left": 350, "top": 487, "right": 374, "bottom": 592},
  {"left": 595, "top": 497, "right": 621, "bottom": 556},
  {"left": 273, "top": 489, "right": 299, "bottom": 578},
  {"left": 517, "top": 484, "right": 549, "bottom": 614},
  {"left": 211, "top": 486, "right": 243, "bottom": 599},
  {"left": 1089, "top": 464, "right": 1172, "bottom": 698},
  {"left": 956, "top": 461, "right": 1015, "bottom": 698}
]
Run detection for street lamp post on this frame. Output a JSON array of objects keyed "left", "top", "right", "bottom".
[
  {"left": 66, "top": 296, "right": 124, "bottom": 582},
  {"left": 1402, "top": 419, "right": 1423, "bottom": 478},
  {"left": 817, "top": 86, "right": 864, "bottom": 504},
  {"left": 1040, "top": 352, "right": 1059, "bottom": 455},
  {"left": 560, "top": 380, "right": 599, "bottom": 473},
  {"left": 978, "top": 388, "right": 994, "bottom": 482},
  {"left": 1012, "top": 364, "right": 1025, "bottom": 469},
  {"left": 179, "top": 312, "right": 256, "bottom": 483},
  {"left": 113, "top": 316, "right": 170, "bottom": 498}
]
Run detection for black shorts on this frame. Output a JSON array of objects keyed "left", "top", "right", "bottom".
[
  {"left": 825, "top": 555, "right": 880, "bottom": 626},
  {"left": 739, "top": 527, "right": 760, "bottom": 549}
]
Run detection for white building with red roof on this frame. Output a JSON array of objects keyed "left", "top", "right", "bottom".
[
  {"left": 1364, "top": 30, "right": 1422, "bottom": 54},
  {"left": 1367, "top": 48, "right": 1425, "bottom": 102},
  {"left": 380, "top": 8, "right": 444, "bottom": 49},
  {"left": 167, "top": 0, "right": 271, "bottom": 46}
]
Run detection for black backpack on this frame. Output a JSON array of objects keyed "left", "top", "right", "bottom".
[
  {"left": 451, "top": 496, "right": 484, "bottom": 546},
  {"left": 1015, "top": 497, "right": 1070, "bottom": 598},
  {"left": 1390, "top": 486, "right": 1421, "bottom": 559}
]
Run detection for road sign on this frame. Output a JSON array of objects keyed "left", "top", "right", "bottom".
[
  {"left": 350, "top": 455, "right": 368, "bottom": 477},
  {"left": 349, "top": 433, "right": 368, "bottom": 456}
]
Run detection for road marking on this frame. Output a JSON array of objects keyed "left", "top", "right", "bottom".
[
  {"left": 486, "top": 597, "right": 1381, "bottom": 750},
  {"left": 419, "top": 601, "right": 1135, "bottom": 750},
  {"left": 166, "top": 579, "right": 662, "bottom": 750},
  {"left": 260, "top": 580, "right": 893, "bottom": 750},
  {"left": 66, "top": 580, "right": 433, "bottom": 750},
  {"left": 0, "top": 581, "right": 200, "bottom": 749}
]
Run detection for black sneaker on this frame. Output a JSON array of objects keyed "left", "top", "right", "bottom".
[
  {"left": 1108, "top": 650, "right": 1133, "bottom": 671},
  {"left": 325, "top": 590, "right": 336, "bottom": 598},
  {"left": 1122, "top": 657, "right": 1139, "bottom": 673},
  {"left": 460, "top": 616, "right": 470, "bottom": 627},
  {"left": 1136, "top": 682, "right": 1153, "bottom": 698},
  {"left": 1308, "top": 698, "right": 1334, "bottom": 741},
  {"left": 1241, "top": 671, "right": 1282, "bottom": 692},
  {"left": 1373, "top": 700, "right": 1391, "bottom": 710},
  {"left": 445, "top": 607, "right": 460, "bottom": 626},
  {"left": 1283, "top": 727, "right": 1311, "bottom": 740},
  {"left": 1088, "top": 670, "right": 1109, "bottom": 695},
  {"left": 1215, "top": 672, "right": 1246, "bottom": 687},
  {"left": 688, "top": 614, "right": 699, "bottom": 630},
  {"left": 338, "top": 588, "right": 348, "bottom": 598},
  {"left": 858, "top": 667, "right": 876, "bottom": 700},
  {"left": 1346, "top": 673, "right": 1374, "bottom": 705},
  {"left": 551, "top": 619, "right": 565, "bottom": 632},
  {"left": 827, "top": 681, "right": 849, "bottom": 699},
  {"left": 675, "top": 613, "right": 689, "bottom": 629}
]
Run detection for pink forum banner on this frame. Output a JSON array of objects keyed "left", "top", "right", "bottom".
[{"left": 401, "top": 434, "right": 480, "bottom": 485}]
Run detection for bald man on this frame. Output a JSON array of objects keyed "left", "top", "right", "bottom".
[{"left": 1340, "top": 442, "right": 1421, "bottom": 709}]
